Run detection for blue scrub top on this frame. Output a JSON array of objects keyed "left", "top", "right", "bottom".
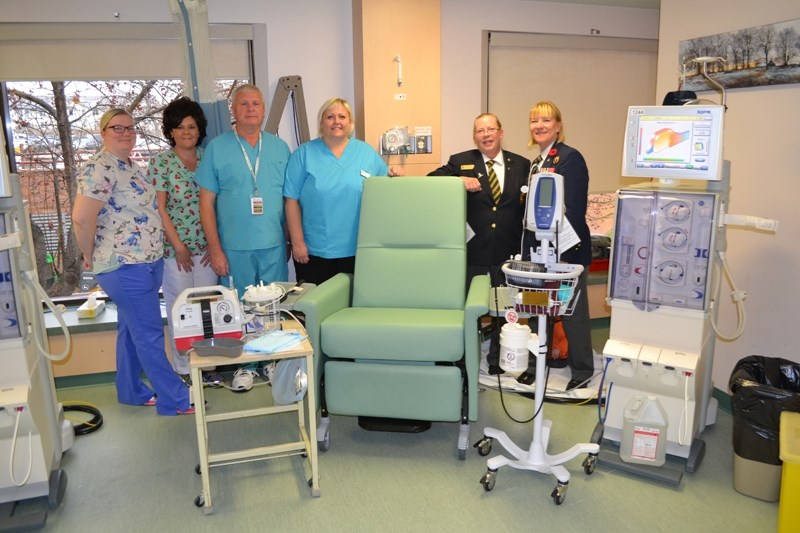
[
  {"left": 283, "top": 137, "right": 387, "bottom": 258},
  {"left": 195, "top": 130, "right": 291, "bottom": 251}
]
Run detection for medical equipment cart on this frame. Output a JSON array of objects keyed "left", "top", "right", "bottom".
[
  {"left": 189, "top": 320, "right": 319, "bottom": 514},
  {"left": 475, "top": 171, "right": 599, "bottom": 505},
  {"left": 476, "top": 261, "right": 600, "bottom": 504}
]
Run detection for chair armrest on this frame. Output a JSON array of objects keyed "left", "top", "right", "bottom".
[
  {"left": 294, "top": 272, "right": 352, "bottom": 342},
  {"left": 463, "top": 273, "right": 489, "bottom": 420},
  {"left": 293, "top": 273, "right": 352, "bottom": 412},
  {"left": 465, "top": 273, "right": 490, "bottom": 322}
]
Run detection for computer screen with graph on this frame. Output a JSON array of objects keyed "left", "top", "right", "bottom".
[{"left": 622, "top": 105, "right": 725, "bottom": 181}]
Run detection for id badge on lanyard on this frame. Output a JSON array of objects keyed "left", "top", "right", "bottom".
[
  {"left": 251, "top": 195, "right": 264, "bottom": 215},
  {"left": 237, "top": 131, "right": 264, "bottom": 216}
]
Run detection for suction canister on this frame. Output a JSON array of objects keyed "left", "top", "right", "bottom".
[
  {"left": 499, "top": 322, "right": 533, "bottom": 375},
  {"left": 620, "top": 394, "right": 668, "bottom": 466}
]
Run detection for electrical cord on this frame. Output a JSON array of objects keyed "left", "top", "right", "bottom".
[
  {"left": 9, "top": 407, "right": 33, "bottom": 486},
  {"left": 597, "top": 357, "right": 613, "bottom": 424},
  {"left": 22, "top": 270, "right": 71, "bottom": 361},
  {"left": 63, "top": 401, "right": 104, "bottom": 436},
  {"left": 496, "top": 365, "right": 549, "bottom": 424},
  {"left": 677, "top": 373, "right": 691, "bottom": 447},
  {"left": 710, "top": 250, "right": 747, "bottom": 341}
]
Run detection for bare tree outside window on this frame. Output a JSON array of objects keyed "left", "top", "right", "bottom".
[{"left": 6, "top": 79, "right": 241, "bottom": 296}]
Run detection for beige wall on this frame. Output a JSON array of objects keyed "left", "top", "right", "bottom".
[
  {"left": 657, "top": 0, "right": 800, "bottom": 389},
  {"left": 353, "top": 0, "right": 441, "bottom": 175}
]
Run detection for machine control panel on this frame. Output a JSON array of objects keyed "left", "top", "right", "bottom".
[{"left": 609, "top": 189, "right": 716, "bottom": 310}]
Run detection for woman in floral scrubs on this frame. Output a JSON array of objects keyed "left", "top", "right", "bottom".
[
  {"left": 148, "top": 97, "right": 217, "bottom": 379},
  {"left": 72, "top": 108, "right": 193, "bottom": 416}
]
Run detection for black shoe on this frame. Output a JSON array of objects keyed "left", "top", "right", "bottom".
[
  {"left": 516, "top": 371, "right": 535, "bottom": 385},
  {"left": 567, "top": 378, "right": 588, "bottom": 390},
  {"left": 202, "top": 371, "right": 224, "bottom": 387},
  {"left": 487, "top": 364, "right": 503, "bottom": 376}
]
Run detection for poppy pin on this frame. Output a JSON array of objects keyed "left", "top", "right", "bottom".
[{"left": 548, "top": 148, "right": 558, "bottom": 157}]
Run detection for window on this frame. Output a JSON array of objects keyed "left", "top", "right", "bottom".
[{"left": 1, "top": 22, "right": 261, "bottom": 297}]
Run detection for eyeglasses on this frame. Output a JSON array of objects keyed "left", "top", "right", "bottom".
[
  {"left": 105, "top": 125, "right": 137, "bottom": 134},
  {"left": 475, "top": 127, "right": 499, "bottom": 136}
]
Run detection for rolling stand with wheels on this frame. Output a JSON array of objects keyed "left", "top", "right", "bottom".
[{"left": 476, "top": 260, "right": 599, "bottom": 504}]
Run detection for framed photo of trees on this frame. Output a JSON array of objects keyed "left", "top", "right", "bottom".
[{"left": 679, "top": 17, "right": 800, "bottom": 92}]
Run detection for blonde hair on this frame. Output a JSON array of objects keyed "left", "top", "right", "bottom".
[
  {"left": 99, "top": 108, "right": 133, "bottom": 131},
  {"left": 528, "top": 100, "right": 565, "bottom": 147},
  {"left": 317, "top": 97, "right": 355, "bottom": 137}
]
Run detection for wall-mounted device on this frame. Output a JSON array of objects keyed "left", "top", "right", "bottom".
[
  {"left": 380, "top": 126, "right": 432, "bottom": 155},
  {"left": 380, "top": 126, "right": 410, "bottom": 155}
]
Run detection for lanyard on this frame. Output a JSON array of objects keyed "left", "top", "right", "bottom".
[{"left": 235, "top": 131, "right": 262, "bottom": 195}]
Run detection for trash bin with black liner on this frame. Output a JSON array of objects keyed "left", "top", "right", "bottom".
[{"left": 729, "top": 355, "right": 800, "bottom": 501}]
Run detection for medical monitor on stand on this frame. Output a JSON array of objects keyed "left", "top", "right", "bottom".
[{"left": 621, "top": 105, "right": 725, "bottom": 182}]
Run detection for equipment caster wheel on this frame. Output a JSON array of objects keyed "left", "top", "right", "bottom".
[
  {"left": 583, "top": 453, "right": 597, "bottom": 475},
  {"left": 473, "top": 436, "right": 493, "bottom": 457},
  {"left": 480, "top": 469, "right": 497, "bottom": 492},
  {"left": 551, "top": 483, "right": 567, "bottom": 505},
  {"left": 194, "top": 494, "right": 204, "bottom": 507},
  {"left": 195, "top": 464, "right": 201, "bottom": 475}
]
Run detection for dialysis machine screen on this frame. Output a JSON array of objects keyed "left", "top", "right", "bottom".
[{"left": 622, "top": 105, "right": 724, "bottom": 181}]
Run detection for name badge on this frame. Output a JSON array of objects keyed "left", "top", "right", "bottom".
[
  {"left": 251, "top": 196, "right": 264, "bottom": 215},
  {"left": 460, "top": 164, "right": 475, "bottom": 170},
  {"left": 360, "top": 170, "right": 370, "bottom": 178}
]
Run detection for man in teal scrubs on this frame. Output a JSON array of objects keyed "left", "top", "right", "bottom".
[{"left": 196, "top": 84, "right": 291, "bottom": 297}]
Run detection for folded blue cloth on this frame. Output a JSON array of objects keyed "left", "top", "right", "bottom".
[{"left": 244, "top": 330, "right": 307, "bottom": 354}]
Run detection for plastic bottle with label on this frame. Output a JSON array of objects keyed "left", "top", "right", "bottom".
[
  {"left": 499, "top": 323, "right": 532, "bottom": 375},
  {"left": 620, "top": 394, "right": 668, "bottom": 466}
]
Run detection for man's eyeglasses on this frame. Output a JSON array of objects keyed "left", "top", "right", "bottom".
[
  {"left": 105, "top": 125, "right": 137, "bottom": 134},
  {"left": 475, "top": 127, "right": 499, "bottom": 136}
]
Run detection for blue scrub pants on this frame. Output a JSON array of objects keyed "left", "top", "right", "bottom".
[
  {"left": 97, "top": 260, "right": 191, "bottom": 416},
  {"left": 223, "top": 245, "right": 288, "bottom": 297}
]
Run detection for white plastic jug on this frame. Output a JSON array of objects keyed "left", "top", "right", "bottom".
[
  {"left": 499, "top": 323, "right": 533, "bottom": 375},
  {"left": 620, "top": 394, "right": 668, "bottom": 466}
]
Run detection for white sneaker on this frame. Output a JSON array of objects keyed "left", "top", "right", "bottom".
[
  {"left": 232, "top": 368, "right": 258, "bottom": 392},
  {"left": 262, "top": 362, "right": 276, "bottom": 384}
]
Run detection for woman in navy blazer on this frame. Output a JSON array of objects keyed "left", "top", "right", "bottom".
[{"left": 520, "top": 101, "right": 594, "bottom": 389}]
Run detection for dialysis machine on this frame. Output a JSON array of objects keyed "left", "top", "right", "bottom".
[
  {"left": 1, "top": 121, "right": 72, "bottom": 523},
  {"left": 596, "top": 104, "right": 778, "bottom": 482}
]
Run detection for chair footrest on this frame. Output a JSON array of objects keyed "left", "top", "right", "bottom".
[{"left": 357, "top": 416, "right": 432, "bottom": 433}]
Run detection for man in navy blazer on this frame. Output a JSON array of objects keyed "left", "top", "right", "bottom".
[{"left": 428, "top": 113, "right": 530, "bottom": 374}]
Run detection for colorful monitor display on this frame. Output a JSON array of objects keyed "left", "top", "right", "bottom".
[{"left": 622, "top": 105, "right": 725, "bottom": 181}]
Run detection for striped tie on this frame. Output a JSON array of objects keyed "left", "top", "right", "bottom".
[
  {"left": 531, "top": 154, "right": 543, "bottom": 174},
  {"left": 486, "top": 160, "right": 501, "bottom": 205}
]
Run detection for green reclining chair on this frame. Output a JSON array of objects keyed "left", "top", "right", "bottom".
[{"left": 294, "top": 176, "right": 489, "bottom": 459}]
